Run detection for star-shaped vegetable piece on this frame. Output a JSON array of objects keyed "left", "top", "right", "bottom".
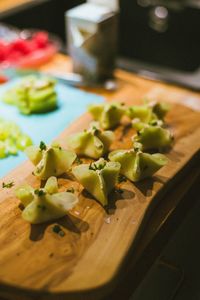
[
  {"left": 16, "top": 177, "right": 78, "bottom": 224},
  {"left": 68, "top": 122, "right": 114, "bottom": 159},
  {"left": 133, "top": 125, "right": 173, "bottom": 151},
  {"left": 88, "top": 102, "right": 125, "bottom": 129},
  {"left": 72, "top": 158, "right": 120, "bottom": 206},
  {"left": 109, "top": 149, "right": 168, "bottom": 182},
  {"left": 25, "top": 141, "right": 76, "bottom": 180}
]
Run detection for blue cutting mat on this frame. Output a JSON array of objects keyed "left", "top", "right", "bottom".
[{"left": 0, "top": 80, "right": 104, "bottom": 178}]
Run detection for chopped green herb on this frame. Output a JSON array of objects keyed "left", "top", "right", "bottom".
[
  {"left": 89, "top": 161, "right": 106, "bottom": 171},
  {"left": 34, "top": 189, "right": 46, "bottom": 197},
  {"left": 39, "top": 141, "right": 47, "bottom": 151},
  {"left": 66, "top": 187, "right": 75, "bottom": 193},
  {"left": 75, "top": 157, "right": 83, "bottom": 165},
  {"left": 2, "top": 181, "right": 14, "bottom": 188},
  {"left": 118, "top": 174, "right": 127, "bottom": 183},
  {"left": 52, "top": 225, "right": 65, "bottom": 237},
  {"left": 150, "top": 120, "right": 158, "bottom": 126},
  {"left": 116, "top": 188, "right": 123, "bottom": 194},
  {"left": 52, "top": 224, "right": 61, "bottom": 233},
  {"left": 37, "top": 204, "right": 46, "bottom": 211},
  {"left": 59, "top": 231, "right": 65, "bottom": 237},
  {"left": 92, "top": 126, "right": 100, "bottom": 135}
]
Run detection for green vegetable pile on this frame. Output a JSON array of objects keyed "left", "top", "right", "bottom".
[
  {"left": 2, "top": 76, "right": 58, "bottom": 114},
  {"left": 13, "top": 100, "right": 173, "bottom": 225},
  {"left": 0, "top": 117, "right": 32, "bottom": 158}
]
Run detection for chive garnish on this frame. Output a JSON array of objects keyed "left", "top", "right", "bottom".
[
  {"left": 2, "top": 181, "right": 14, "bottom": 188},
  {"left": 39, "top": 141, "right": 47, "bottom": 151}
]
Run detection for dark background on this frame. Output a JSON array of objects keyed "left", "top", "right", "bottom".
[{"left": 0, "top": 0, "right": 200, "bottom": 72}]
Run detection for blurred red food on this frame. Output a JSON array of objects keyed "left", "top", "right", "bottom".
[
  {"left": 0, "top": 31, "right": 58, "bottom": 68},
  {"left": 0, "top": 74, "right": 8, "bottom": 83}
]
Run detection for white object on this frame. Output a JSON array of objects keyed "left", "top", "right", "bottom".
[{"left": 88, "top": 0, "right": 119, "bottom": 12}]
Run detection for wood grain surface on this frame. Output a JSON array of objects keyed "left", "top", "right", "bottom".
[{"left": 0, "top": 55, "right": 200, "bottom": 300}]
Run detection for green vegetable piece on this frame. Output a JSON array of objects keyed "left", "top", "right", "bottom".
[
  {"left": 109, "top": 149, "right": 168, "bottom": 182},
  {"left": 44, "top": 176, "right": 58, "bottom": 194},
  {"left": 0, "top": 118, "right": 32, "bottom": 158},
  {"left": 88, "top": 103, "right": 125, "bottom": 129},
  {"left": 72, "top": 158, "right": 120, "bottom": 206},
  {"left": 39, "top": 141, "right": 47, "bottom": 151},
  {"left": 25, "top": 142, "right": 77, "bottom": 180},
  {"left": 68, "top": 122, "right": 114, "bottom": 159},
  {"left": 127, "top": 105, "right": 155, "bottom": 122},
  {"left": 3, "top": 76, "right": 57, "bottom": 115},
  {"left": 152, "top": 102, "right": 170, "bottom": 120},
  {"left": 25, "top": 145, "right": 43, "bottom": 165},
  {"left": 16, "top": 177, "right": 78, "bottom": 224},
  {"left": 133, "top": 125, "right": 173, "bottom": 150},
  {"left": 15, "top": 184, "right": 34, "bottom": 207},
  {"left": 0, "top": 141, "right": 6, "bottom": 158},
  {"left": 16, "top": 134, "right": 33, "bottom": 150},
  {"left": 132, "top": 118, "right": 164, "bottom": 131},
  {"left": 2, "top": 181, "right": 15, "bottom": 189},
  {"left": 22, "top": 191, "right": 78, "bottom": 224}
]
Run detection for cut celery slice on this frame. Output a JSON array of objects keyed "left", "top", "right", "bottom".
[
  {"left": 88, "top": 102, "right": 125, "bottom": 129},
  {"left": 109, "top": 149, "right": 168, "bottom": 182},
  {"left": 26, "top": 143, "right": 77, "bottom": 180},
  {"left": 72, "top": 158, "right": 120, "bottom": 206}
]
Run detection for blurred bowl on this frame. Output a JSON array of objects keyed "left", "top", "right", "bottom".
[{"left": 0, "top": 29, "right": 62, "bottom": 69}]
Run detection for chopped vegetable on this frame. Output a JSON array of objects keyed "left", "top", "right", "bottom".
[
  {"left": 118, "top": 174, "right": 127, "bottom": 183},
  {"left": 88, "top": 102, "right": 125, "bottom": 129},
  {"left": 39, "top": 141, "right": 47, "bottom": 151},
  {"left": 127, "top": 104, "right": 157, "bottom": 123},
  {"left": 133, "top": 124, "right": 173, "bottom": 150},
  {"left": 128, "top": 102, "right": 170, "bottom": 132},
  {"left": 2, "top": 181, "right": 15, "bottom": 188},
  {"left": 66, "top": 187, "right": 75, "bottom": 193},
  {"left": 109, "top": 149, "right": 168, "bottom": 182},
  {"left": 25, "top": 142, "right": 77, "bottom": 180},
  {"left": 152, "top": 102, "right": 170, "bottom": 120},
  {"left": 3, "top": 76, "right": 58, "bottom": 115},
  {"left": 16, "top": 177, "right": 78, "bottom": 224},
  {"left": 52, "top": 225, "right": 65, "bottom": 236},
  {"left": 68, "top": 122, "right": 114, "bottom": 159},
  {"left": 72, "top": 158, "right": 120, "bottom": 206},
  {"left": 0, "top": 117, "right": 32, "bottom": 158}
]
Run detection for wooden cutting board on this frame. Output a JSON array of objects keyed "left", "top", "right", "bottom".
[{"left": 0, "top": 87, "right": 200, "bottom": 300}]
